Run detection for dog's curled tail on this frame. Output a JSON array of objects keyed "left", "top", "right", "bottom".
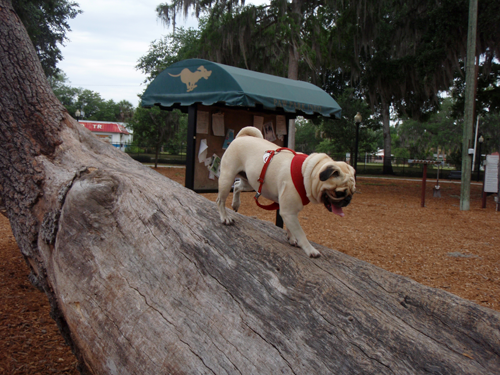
[{"left": 236, "top": 126, "right": 263, "bottom": 139}]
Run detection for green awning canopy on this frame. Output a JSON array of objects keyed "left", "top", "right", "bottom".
[{"left": 141, "top": 59, "right": 342, "bottom": 118}]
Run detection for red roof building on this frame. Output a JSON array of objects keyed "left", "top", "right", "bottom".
[{"left": 79, "top": 121, "right": 132, "bottom": 150}]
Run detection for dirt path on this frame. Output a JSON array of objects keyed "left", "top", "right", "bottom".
[{"left": 1, "top": 166, "right": 498, "bottom": 374}]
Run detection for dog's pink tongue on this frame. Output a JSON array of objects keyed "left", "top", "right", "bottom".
[{"left": 332, "top": 206, "right": 344, "bottom": 217}]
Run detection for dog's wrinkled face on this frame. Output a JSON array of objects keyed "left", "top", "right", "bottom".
[{"left": 318, "top": 162, "right": 356, "bottom": 217}]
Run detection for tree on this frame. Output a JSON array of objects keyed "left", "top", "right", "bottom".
[
  {"left": 129, "top": 106, "right": 182, "bottom": 167},
  {"left": 317, "top": 88, "right": 381, "bottom": 160},
  {"left": 393, "top": 98, "right": 461, "bottom": 161},
  {"left": 154, "top": 0, "right": 339, "bottom": 147},
  {"left": 136, "top": 26, "right": 202, "bottom": 82},
  {"left": 13, "top": 0, "right": 81, "bottom": 77},
  {"left": 451, "top": 62, "right": 500, "bottom": 117},
  {"left": 149, "top": 1, "right": 500, "bottom": 171},
  {"left": 50, "top": 73, "right": 135, "bottom": 122},
  {"left": 332, "top": 0, "right": 500, "bottom": 174},
  {"left": 480, "top": 112, "right": 500, "bottom": 155},
  {"left": 156, "top": 0, "right": 337, "bottom": 83},
  {"left": 2, "top": 2, "right": 500, "bottom": 373},
  {"left": 294, "top": 118, "right": 321, "bottom": 154}
]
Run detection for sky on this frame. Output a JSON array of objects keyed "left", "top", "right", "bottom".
[{"left": 59, "top": 0, "right": 267, "bottom": 109}]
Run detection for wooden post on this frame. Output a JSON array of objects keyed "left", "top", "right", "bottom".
[
  {"left": 460, "top": 0, "right": 478, "bottom": 211},
  {"left": 185, "top": 105, "right": 197, "bottom": 190},
  {"left": 421, "top": 164, "right": 427, "bottom": 207}
]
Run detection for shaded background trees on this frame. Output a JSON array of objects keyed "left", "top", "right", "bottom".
[
  {"left": 14, "top": 0, "right": 500, "bottom": 174},
  {"left": 144, "top": 0, "right": 500, "bottom": 173},
  {"left": 50, "top": 73, "right": 135, "bottom": 122},
  {"left": 129, "top": 107, "right": 187, "bottom": 167}
]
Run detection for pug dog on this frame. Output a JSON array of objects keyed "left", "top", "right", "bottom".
[{"left": 216, "top": 126, "right": 356, "bottom": 258}]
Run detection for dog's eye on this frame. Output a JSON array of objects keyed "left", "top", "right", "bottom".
[{"left": 320, "top": 166, "right": 340, "bottom": 181}]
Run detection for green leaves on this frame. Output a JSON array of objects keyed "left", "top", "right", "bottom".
[
  {"left": 14, "top": 0, "right": 82, "bottom": 78},
  {"left": 50, "top": 73, "right": 134, "bottom": 122},
  {"left": 137, "top": 27, "right": 202, "bottom": 83}
]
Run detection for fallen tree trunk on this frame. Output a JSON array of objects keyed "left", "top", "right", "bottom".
[{"left": 1, "top": 2, "right": 500, "bottom": 374}]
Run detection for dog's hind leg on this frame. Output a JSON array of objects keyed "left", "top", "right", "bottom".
[
  {"left": 231, "top": 177, "right": 253, "bottom": 212},
  {"left": 217, "top": 170, "right": 237, "bottom": 225}
]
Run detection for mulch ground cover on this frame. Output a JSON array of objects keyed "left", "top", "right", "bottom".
[{"left": 1, "top": 165, "right": 499, "bottom": 374}]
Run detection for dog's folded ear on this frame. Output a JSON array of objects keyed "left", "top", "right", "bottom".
[{"left": 319, "top": 165, "right": 341, "bottom": 181}]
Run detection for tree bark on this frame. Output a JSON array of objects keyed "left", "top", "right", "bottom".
[{"left": 2, "top": 2, "right": 500, "bottom": 374}]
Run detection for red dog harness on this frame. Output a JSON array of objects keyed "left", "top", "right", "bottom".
[{"left": 254, "top": 148, "right": 310, "bottom": 210}]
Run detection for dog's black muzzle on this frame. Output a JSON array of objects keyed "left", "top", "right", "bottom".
[
  {"left": 338, "top": 195, "right": 352, "bottom": 207},
  {"left": 333, "top": 190, "right": 352, "bottom": 207},
  {"left": 322, "top": 191, "right": 352, "bottom": 212}
]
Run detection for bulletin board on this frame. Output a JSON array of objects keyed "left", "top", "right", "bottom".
[{"left": 190, "top": 104, "right": 289, "bottom": 192}]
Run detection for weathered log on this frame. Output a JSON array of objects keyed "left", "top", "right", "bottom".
[{"left": 1, "top": 2, "right": 500, "bottom": 374}]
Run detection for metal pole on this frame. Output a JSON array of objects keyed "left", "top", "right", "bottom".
[
  {"left": 476, "top": 141, "right": 482, "bottom": 181},
  {"left": 460, "top": 0, "right": 478, "bottom": 211},
  {"left": 354, "top": 122, "right": 360, "bottom": 171}
]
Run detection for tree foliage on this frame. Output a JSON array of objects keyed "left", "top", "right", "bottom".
[
  {"left": 13, "top": 0, "right": 81, "bottom": 77},
  {"left": 50, "top": 73, "right": 134, "bottom": 122},
  {"left": 330, "top": 0, "right": 500, "bottom": 172},
  {"left": 336, "top": 0, "right": 499, "bottom": 117},
  {"left": 156, "top": 0, "right": 245, "bottom": 32},
  {"left": 129, "top": 107, "right": 186, "bottom": 167},
  {"left": 136, "top": 27, "right": 202, "bottom": 83},
  {"left": 393, "top": 98, "right": 459, "bottom": 161},
  {"left": 142, "top": 0, "right": 500, "bottom": 170},
  {"left": 392, "top": 97, "right": 500, "bottom": 167},
  {"left": 316, "top": 88, "right": 381, "bottom": 158},
  {"left": 154, "top": 0, "right": 336, "bottom": 82},
  {"left": 294, "top": 118, "right": 321, "bottom": 154},
  {"left": 451, "top": 62, "right": 500, "bottom": 117}
]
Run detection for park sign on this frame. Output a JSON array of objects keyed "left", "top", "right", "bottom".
[
  {"left": 484, "top": 154, "right": 499, "bottom": 194},
  {"left": 141, "top": 59, "right": 342, "bottom": 118}
]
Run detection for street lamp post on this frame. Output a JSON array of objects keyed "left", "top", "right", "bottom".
[
  {"left": 354, "top": 112, "right": 362, "bottom": 171},
  {"left": 476, "top": 134, "right": 484, "bottom": 182}
]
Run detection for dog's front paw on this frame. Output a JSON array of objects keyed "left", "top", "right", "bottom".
[
  {"left": 286, "top": 229, "right": 299, "bottom": 247},
  {"left": 308, "top": 249, "right": 321, "bottom": 258},
  {"left": 288, "top": 236, "right": 299, "bottom": 247},
  {"left": 305, "top": 247, "right": 321, "bottom": 258},
  {"left": 221, "top": 217, "right": 235, "bottom": 225}
]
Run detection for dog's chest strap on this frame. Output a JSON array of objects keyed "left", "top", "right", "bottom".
[
  {"left": 254, "top": 148, "right": 310, "bottom": 211},
  {"left": 290, "top": 153, "right": 310, "bottom": 206}
]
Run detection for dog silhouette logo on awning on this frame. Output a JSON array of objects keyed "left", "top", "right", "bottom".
[{"left": 169, "top": 65, "right": 212, "bottom": 92}]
